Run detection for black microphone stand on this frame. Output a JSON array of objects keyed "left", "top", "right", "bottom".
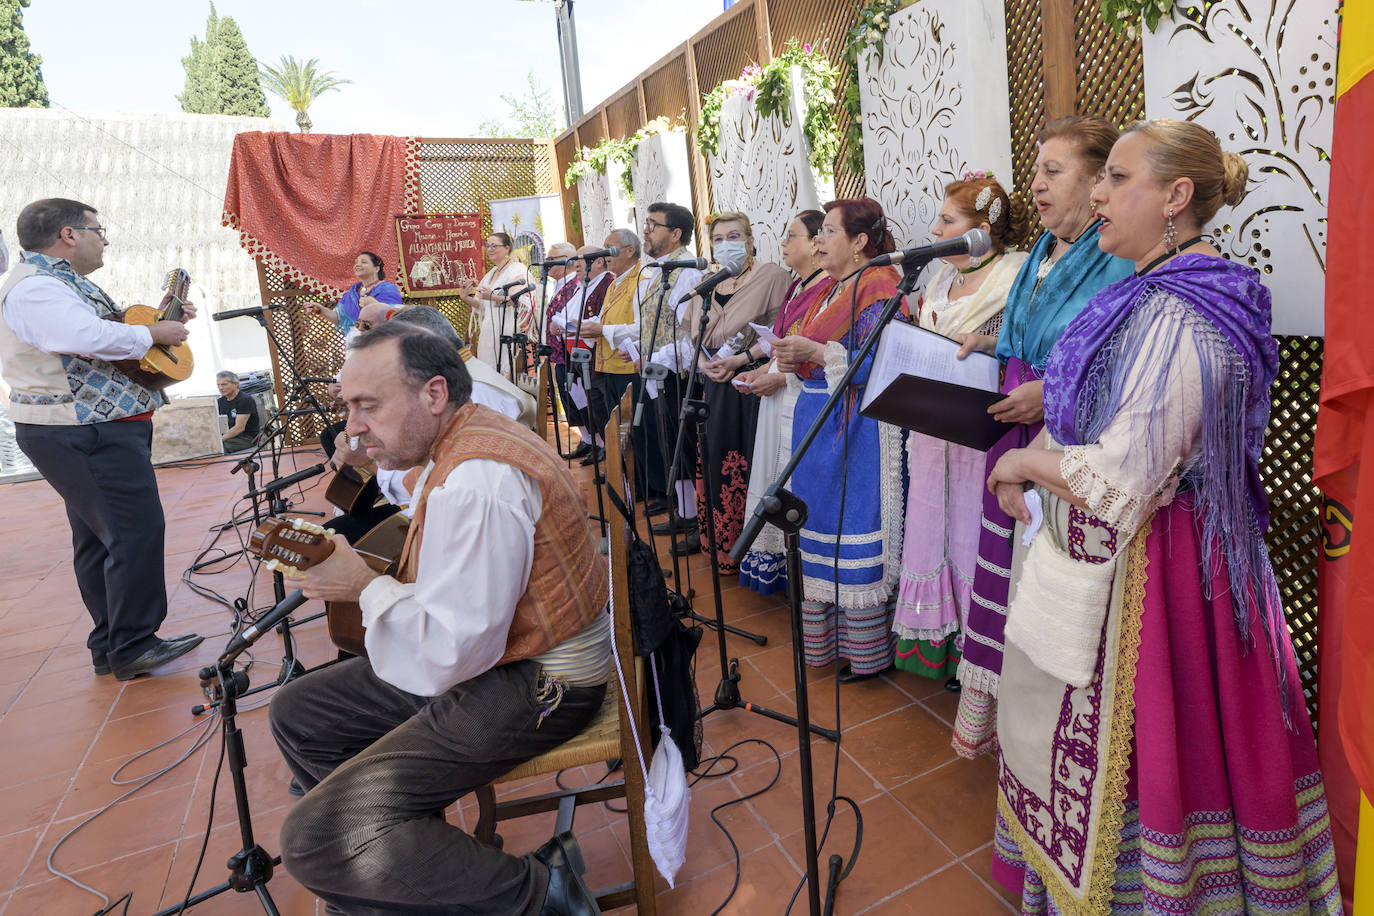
[
  {"left": 729, "top": 261, "right": 925, "bottom": 916},
  {"left": 667, "top": 290, "right": 832, "bottom": 745},
  {"left": 533, "top": 266, "right": 571, "bottom": 459},
  {"left": 153, "top": 659, "right": 282, "bottom": 915},
  {"left": 566, "top": 265, "right": 609, "bottom": 541}
]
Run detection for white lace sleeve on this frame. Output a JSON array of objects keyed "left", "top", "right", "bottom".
[{"left": 1058, "top": 293, "right": 1208, "bottom": 535}]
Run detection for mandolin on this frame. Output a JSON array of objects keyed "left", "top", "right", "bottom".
[
  {"left": 246, "top": 514, "right": 409, "bottom": 657},
  {"left": 109, "top": 268, "right": 194, "bottom": 390}
]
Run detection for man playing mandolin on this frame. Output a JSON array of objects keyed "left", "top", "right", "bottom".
[
  {"left": 0, "top": 198, "right": 204, "bottom": 680},
  {"left": 268, "top": 321, "right": 610, "bottom": 916}
]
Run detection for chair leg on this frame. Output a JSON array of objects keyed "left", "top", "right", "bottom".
[{"left": 474, "top": 784, "right": 501, "bottom": 848}]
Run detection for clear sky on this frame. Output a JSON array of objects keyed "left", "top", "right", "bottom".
[{"left": 23, "top": 0, "right": 725, "bottom": 136}]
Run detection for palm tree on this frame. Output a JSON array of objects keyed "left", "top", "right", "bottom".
[{"left": 258, "top": 55, "right": 351, "bottom": 133}]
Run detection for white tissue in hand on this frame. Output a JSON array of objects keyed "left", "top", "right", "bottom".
[{"left": 1021, "top": 490, "right": 1044, "bottom": 545}]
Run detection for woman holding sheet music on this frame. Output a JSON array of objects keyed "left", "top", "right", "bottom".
[
  {"left": 891, "top": 176, "right": 1029, "bottom": 684},
  {"left": 736, "top": 210, "right": 832, "bottom": 595},
  {"left": 677, "top": 213, "right": 790, "bottom": 567},
  {"left": 457, "top": 232, "right": 534, "bottom": 372},
  {"left": 949, "top": 117, "right": 1133, "bottom": 757},
  {"left": 772, "top": 198, "right": 907, "bottom": 683}
]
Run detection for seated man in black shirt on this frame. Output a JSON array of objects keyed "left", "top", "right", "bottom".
[{"left": 216, "top": 370, "right": 260, "bottom": 453}]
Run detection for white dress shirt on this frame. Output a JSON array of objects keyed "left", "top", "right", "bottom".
[
  {"left": 360, "top": 458, "right": 542, "bottom": 696},
  {"left": 2, "top": 274, "right": 152, "bottom": 359},
  {"left": 551, "top": 270, "right": 611, "bottom": 336}
]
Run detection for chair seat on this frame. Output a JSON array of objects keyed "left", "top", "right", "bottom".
[{"left": 494, "top": 681, "right": 621, "bottom": 784}]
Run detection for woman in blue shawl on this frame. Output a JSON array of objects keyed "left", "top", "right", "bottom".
[
  {"left": 983, "top": 119, "right": 1338, "bottom": 915},
  {"left": 951, "top": 117, "right": 1132, "bottom": 756},
  {"left": 309, "top": 251, "right": 403, "bottom": 338}
]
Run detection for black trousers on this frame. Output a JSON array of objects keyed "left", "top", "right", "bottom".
[
  {"left": 635, "top": 372, "right": 697, "bottom": 501},
  {"left": 269, "top": 656, "right": 605, "bottom": 915},
  {"left": 15, "top": 419, "right": 167, "bottom": 670}
]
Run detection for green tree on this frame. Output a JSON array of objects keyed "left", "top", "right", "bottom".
[
  {"left": 0, "top": 0, "right": 48, "bottom": 108},
  {"left": 477, "top": 72, "right": 562, "bottom": 138},
  {"left": 177, "top": 3, "right": 269, "bottom": 117},
  {"left": 259, "top": 56, "right": 350, "bottom": 133}
]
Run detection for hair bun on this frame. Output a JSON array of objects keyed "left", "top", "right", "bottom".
[{"left": 1220, "top": 152, "right": 1249, "bottom": 208}]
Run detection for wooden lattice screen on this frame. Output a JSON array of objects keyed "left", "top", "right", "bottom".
[
  {"left": 1264, "top": 336, "right": 1325, "bottom": 726},
  {"left": 253, "top": 137, "right": 552, "bottom": 448}
]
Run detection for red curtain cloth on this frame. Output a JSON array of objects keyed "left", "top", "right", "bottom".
[
  {"left": 1312, "top": 4, "right": 1374, "bottom": 906},
  {"left": 222, "top": 132, "right": 419, "bottom": 298}
]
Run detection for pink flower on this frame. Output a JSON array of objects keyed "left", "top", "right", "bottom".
[{"left": 803, "top": 42, "right": 812, "bottom": 53}]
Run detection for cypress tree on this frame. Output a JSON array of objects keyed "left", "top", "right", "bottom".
[
  {"left": 0, "top": 0, "right": 49, "bottom": 108},
  {"left": 177, "top": 2, "right": 268, "bottom": 117}
]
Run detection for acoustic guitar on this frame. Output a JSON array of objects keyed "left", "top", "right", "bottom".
[
  {"left": 325, "top": 464, "right": 382, "bottom": 515},
  {"left": 246, "top": 513, "right": 410, "bottom": 657},
  {"left": 108, "top": 268, "right": 194, "bottom": 391}
]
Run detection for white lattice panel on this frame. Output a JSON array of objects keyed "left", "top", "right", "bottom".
[
  {"left": 1142, "top": 0, "right": 1336, "bottom": 336},
  {"left": 858, "top": 0, "right": 1014, "bottom": 250},
  {"left": 707, "top": 67, "right": 834, "bottom": 266}
]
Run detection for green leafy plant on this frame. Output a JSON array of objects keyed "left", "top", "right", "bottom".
[
  {"left": 1100, "top": 0, "right": 1177, "bottom": 39},
  {"left": 695, "top": 40, "right": 839, "bottom": 179},
  {"left": 617, "top": 116, "right": 680, "bottom": 201},
  {"left": 841, "top": 0, "right": 913, "bottom": 174},
  {"left": 562, "top": 136, "right": 629, "bottom": 190}
]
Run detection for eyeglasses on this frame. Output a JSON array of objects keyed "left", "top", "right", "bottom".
[
  {"left": 783, "top": 232, "right": 811, "bottom": 241},
  {"left": 483, "top": 242, "right": 506, "bottom": 249},
  {"left": 817, "top": 226, "right": 844, "bottom": 239},
  {"left": 71, "top": 226, "right": 108, "bottom": 239},
  {"left": 643, "top": 219, "right": 666, "bottom": 232}
]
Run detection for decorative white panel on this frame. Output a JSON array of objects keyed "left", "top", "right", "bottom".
[
  {"left": 859, "top": 0, "right": 1014, "bottom": 250},
  {"left": 630, "top": 129, "right": 693, "bottom": 223},
  {"left": 708, "top": 67, "right": 834, "bottom": 266},
  {"left": 1143, "top": 0, "right": 1336, "bottom": 336},
  {"left": 576, "top": 162, "right": 634, "bottom": 250}
]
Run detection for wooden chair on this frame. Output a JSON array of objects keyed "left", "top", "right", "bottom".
[{"left": 473, "top": 388, "right": 657, "bottom": 914}]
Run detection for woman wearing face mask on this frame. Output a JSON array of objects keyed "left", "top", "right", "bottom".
[
  {"left": 892, "top": 176, "right": 1029, "bottom": 684},
  {"left": 772, "top": 198, "right": 907, "bottom": 683},
  {"left": 735, "top": 210, "right": 832, "bottom": 594},
  {"left": 674, "top": 212, "right": 790, "bottom": 566},
  {"left": 950, "top": 116, "right": 1133, "bottom": 757}
]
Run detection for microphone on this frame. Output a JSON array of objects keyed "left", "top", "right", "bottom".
[
  {"left": 271, "top": 407, "right": 322, "bottom": 420},
  {"left": 868, "top": 229, "right": 993, "bottom": 267},
  {"left": 504, "top": 283, "right": 535, "bottom": 301},
  {"left": 496, "top": 280, "right": 525, "bottom": 291},
  {"left": 685, "top": 255, "right": 747, "bottom": 300},
  {"left": 647, "top": 257, "right": 708, "bottom": 271},
  {"left": 299, "top": 376, "right": 336, "bottom": 384},
  {"left": 245, "top": 463, "right": 326, "bottom": 499},
  {"left": 219, "top": 589, "right": 308, "bottom": 664},
  {"left": 535, "top": 258, "right": 571, "bottom": 267},
  {"left": 212, "top": 304, "right": 280, "bottom": 321},
  {"left": 572, "top": 246, "right": 619, "bottom": 261}
]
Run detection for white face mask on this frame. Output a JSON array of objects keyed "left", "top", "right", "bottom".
[{"left": 712, "top": 240, "right": 748, "bottom": 274}]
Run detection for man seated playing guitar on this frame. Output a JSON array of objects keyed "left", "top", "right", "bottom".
[
  {"left": 268, "top": 321, "right": 609, "bottom": 916},
  {"left": 0, "top": 198, "right": 203, "bottom": 680}
]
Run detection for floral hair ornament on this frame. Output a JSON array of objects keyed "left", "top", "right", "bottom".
[
  {"left": 961, "top": 169, "right": 995, "bottom": 181},
  {"left": 974, "top": 186, "right": 993, "bottom": 211},
  {"left": 988, "top": 197, "right": 1004, "bottom": 224}
]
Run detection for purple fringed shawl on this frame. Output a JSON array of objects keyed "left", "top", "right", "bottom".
[{"left": 1042, "top": 254, "right": 1288, "bottom": 701}]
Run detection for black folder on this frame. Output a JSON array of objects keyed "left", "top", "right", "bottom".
[{"left": 860, "top": 373, "right": 1012, "bottom": 451}]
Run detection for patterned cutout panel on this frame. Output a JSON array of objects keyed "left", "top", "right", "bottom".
[
  {"left": 859, "top": 0, "right": 1015, "bottom": 249},
  {"left": 707, "top": 67, "right": 835, "bottom": 266},
  {"left": 577, "top": 165, "right": 634, "bottom": 252},
  {"left": 630, "top": 130, "right": 694, "bottom": 226},
  {"left": 1143, "top": 0, "right": 1336, "bottom": 336}
]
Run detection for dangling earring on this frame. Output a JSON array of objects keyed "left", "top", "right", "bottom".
[
  {"left": 854, "top": 251, "right": 861, "bottom": 264},
  {"left": 1163, "top": 208, "right": 1180, "bottom": 253}
]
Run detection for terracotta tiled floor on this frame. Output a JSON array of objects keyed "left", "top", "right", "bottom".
[{"left": 0, "top": 440, "right": 1016, "bottom": 915}]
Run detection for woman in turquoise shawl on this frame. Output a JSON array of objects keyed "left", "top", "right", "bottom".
[{"left": 950, "top": 116, "right": 1133, "bottom": 757}]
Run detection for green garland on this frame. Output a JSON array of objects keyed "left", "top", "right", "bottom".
[
  {"left": 617, "top": 116, "right": 679, "bottom": 201},
  {"left": 563, "top": 116, "right": 684, "bottom": 201},
  {"left": 841, "top": 0, "right": 912, "bottom": 176},
  {"left": 1101, "top": 0, "right": 1177, "bottom": 39},
  {"left": 694, "top": 39, "right": 839, "bottom": 179}
]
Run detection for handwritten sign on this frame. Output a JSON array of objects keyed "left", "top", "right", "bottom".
[{"left": 394, "top": 214, "right": 484, "bottom": 298}]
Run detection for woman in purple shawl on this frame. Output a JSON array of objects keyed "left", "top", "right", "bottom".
[{"left": 983, "top": 120, "right": 1339, "bottom": 914}]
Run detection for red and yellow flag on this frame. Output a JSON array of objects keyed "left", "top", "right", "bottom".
[{"left": 1314, "top": 0, "right": 1374, "bottom": 906}]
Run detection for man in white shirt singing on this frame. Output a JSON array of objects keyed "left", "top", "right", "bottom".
[{"left": 268, "top": 321, "right": 610, "bottom": 916}]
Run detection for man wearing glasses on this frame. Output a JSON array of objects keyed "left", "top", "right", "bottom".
[
  {"left": 595, "top": 202, "right": 703, "bottom": 520},
  {"left": 0, "top": 198, "right": 203, "bottom": 680}
]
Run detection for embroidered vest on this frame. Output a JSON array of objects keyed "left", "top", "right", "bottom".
[
  {"left": 595, "top": 268, "right": 640, "bottom": 375},
  {"left": 0, "top": 255, "right": 162, "bottom": 425},
  {"left": 399, "top": 402, "right": 607, "bottom": 664},
  {"left": 641, "top": 246, "right": 693, "bottom": 354}
]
